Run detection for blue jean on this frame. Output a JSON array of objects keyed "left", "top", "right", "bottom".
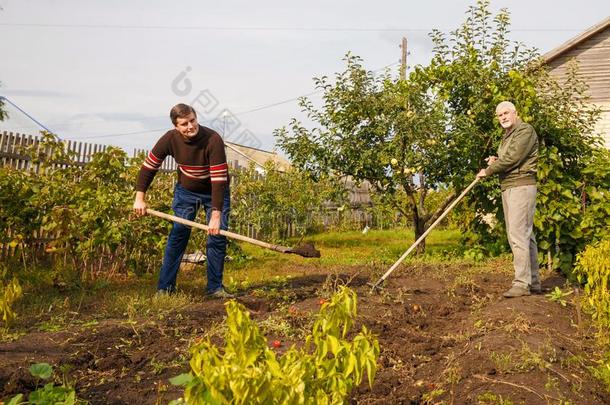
[{"left": 158, "top": 183, "right": 230, "bottom": 293}]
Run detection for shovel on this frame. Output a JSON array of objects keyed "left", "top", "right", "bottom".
[
  {"left": 370, "top": 177, "right": 479, "bottom": 292},
  {"left": 146, "top": 208, "right": 321, "bottom": 258}
]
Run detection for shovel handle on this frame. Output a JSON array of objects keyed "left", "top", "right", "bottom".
[{"left": 146, "top": 208, "right": 290, "bottom": 253}]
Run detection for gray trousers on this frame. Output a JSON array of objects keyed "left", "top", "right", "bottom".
[{"left": 502, "top": 184, "right": 540, "bottom": 290}]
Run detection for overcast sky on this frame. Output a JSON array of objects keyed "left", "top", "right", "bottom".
[{"left": 1, "top": 1, "right": 609, "bottom": 153}]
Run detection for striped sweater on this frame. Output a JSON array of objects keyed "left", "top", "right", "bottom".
[{"left": 136, "top": 126, "right": 229, "bottom": 210}]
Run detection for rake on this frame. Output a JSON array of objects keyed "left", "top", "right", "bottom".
[
  {"left": 370, "top": 177, "right": 480, "bottom": 292},
  {"left": 146, "top": 209, "right": 321, "bottom": 258}
]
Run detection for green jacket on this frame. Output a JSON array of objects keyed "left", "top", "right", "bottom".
[{"left": 485, "top": 119, "right": 538, "bottom": 191}]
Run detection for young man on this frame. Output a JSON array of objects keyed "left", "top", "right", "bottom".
[
  {"left": 477, "top": 101, "right": 540, "bottom": 298},
  {"left": 133, "top": 103, "right": 232, "bottom": 298}
]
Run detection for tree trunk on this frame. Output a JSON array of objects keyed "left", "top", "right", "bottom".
[
  {"left": 411, "top": 205, "right": 426, "bottom": 254},
  {"left": 415, "top": 216, "right": 426, "bottom": 254}
]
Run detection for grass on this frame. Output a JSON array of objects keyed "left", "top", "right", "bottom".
[{"left": 3, "top": 227, "right": 471, "bottom": 338}]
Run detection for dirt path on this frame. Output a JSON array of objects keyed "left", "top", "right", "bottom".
[{"left": 1, "top": 261, "right": 607, "bottom": 404}]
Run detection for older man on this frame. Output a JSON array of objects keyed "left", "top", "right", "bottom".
[{"left": 477, "top": 101, "right": 540, "bottom": 298}]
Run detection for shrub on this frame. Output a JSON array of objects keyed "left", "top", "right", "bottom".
[
  {"left": 574, "top": 239, "right": 610, "bottom": 333},
  {"left": 0, "top": 278, "right": 22, "bottom": 327},
  {"left": 170, "top": 286, "right": 379, "bottom": 404}
]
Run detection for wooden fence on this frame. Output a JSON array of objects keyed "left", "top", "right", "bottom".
[{"left": 0, "top": 131, "right": 179, "bottom": 173}]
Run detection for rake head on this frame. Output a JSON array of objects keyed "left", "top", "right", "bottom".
[{"left": 287, "top": 242, "right": 321, "bottom": 258}]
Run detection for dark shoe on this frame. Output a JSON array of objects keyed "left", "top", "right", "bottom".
[
  {"left": 207, "top": 288, "right": 235, "bottom": 299},
  {"left": 502, "top": 286, "right": 531, "bottom": 298},
  {"left": 531, "top": 285, "right": 542, "bottom": 294}
]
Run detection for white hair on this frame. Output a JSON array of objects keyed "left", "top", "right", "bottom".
[{"left": 496, "top": 101, "right": 517, "bottom": 113}]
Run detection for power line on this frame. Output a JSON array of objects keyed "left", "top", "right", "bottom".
[
  {"left": 0, "top": 22, "right": 587, "bottom": 32},
  {"left": 234, "top": 90, "right": 322, "bottom": 117},
  {"left": 234, "top": 60, "right": 400, "bottom": 116},
  {"left": 0, "top": 96, "right": 55, "bottom": 135}
]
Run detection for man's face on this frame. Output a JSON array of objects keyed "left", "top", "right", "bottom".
[
  {"left": 174, "top": 112, "right": 199, "bottom": 138},
  {"left": 496, "top": 107, "right": 518, "bottom": 130}
]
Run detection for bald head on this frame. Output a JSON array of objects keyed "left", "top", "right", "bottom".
[{"left": 495, "top": 101, "right": 518, "bottom": 130}]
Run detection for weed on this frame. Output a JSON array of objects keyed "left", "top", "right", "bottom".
[
  {"left": 150, "top": 356, "right": 170, "bottom": 375},
  {"left": 590, "top": 359, "right": 610, "bottom": 393},
  {"left": 447, "top": 274, "right": 479, "bottom": 297},
  {"left": 503, "top": 314, "right": 532, "bottom": 334},
  {"left": 477, "top": 391, "right": 514, "bottom": 404},
  {"left": 114, "top": 291, "right": 193, "bottom": 320},
  {"left": 38, "top": 315, "right": 68, "bottom": 332},
  {"left": 0, "top": 327, "right": 25, "bottom": 342},
  {"left": 546, "top": 287, "right": 574, "bottom": 307},
  {"left": 224, "top": 276, "right": 252, "bottom": 293},
  {"left": 490, "top": 352, "right": 513, "bottom": 374},
  {"left": 421, "top": 388, "right": 445, "bottom": 404},
  {"left": 258, "top": 314, "right": 298, "bottom": 338},
  {"left": 545, "top": 375, "right": 559, "bottom": 390},
  {"left": 517, "top": 343, "right": 546, "bottom": 372}
]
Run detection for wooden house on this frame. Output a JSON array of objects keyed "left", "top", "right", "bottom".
[{"left": 542, "top": 17, "right": 610, "bottom": 147}]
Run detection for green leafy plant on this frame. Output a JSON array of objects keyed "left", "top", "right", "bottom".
[
  {"left": 7, "top": 362, "right": 80, "bottom": 405},
  {"left": 169, "top": 286, "right": 379, "bottom": 404},
  {"left": 591, "top": 358, "right": 610, "bottom": 393},
  {"left": 1, "top": 277, "right": 22, "bottom": 326},
  {"left": 231, "top": 161, "right": 346, "bottom": 241},
  {"left": 545, "top": 286, "right": 574, "bottom": 307},
  {"left": 574, "top": 240, "right": 610, "bottom": 331}
]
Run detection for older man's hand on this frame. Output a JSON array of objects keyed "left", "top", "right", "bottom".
[
  {"left": 476, "top": 169, "right": 488, "bottom": 179},
  {"left": 485, "top": 156, "right": 498, "bottom": 165}
]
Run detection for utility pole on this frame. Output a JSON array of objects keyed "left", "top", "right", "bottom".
[{"left": 400, "top": 37, "right": 408, "bottom": 81}]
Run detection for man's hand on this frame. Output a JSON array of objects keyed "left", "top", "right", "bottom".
[
  {"left": 485, "top": 156, "right": 498, "bottom": 166},
  {"left": 476, "top": 168, "right": 489, "bottom": 179},
  {"left": 208, "top": 210, "right": 221, "bottom": 235},
  {"left": 133, "top": 191, "right": 147, "bottom": 216}
]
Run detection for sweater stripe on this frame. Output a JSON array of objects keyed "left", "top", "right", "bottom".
[
  {"left": 142, "top": 151, "right": 162, "bottom": 171},
  {"left": 210, "top": 163, "right": 228, "bottom": 183},
  {"left": 179, "top": 165, "right": 211, "bottom": 179}
]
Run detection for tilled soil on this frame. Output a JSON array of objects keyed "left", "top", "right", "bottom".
[{"left": 1, "top": 261, "right": 608, "bottom": 404}]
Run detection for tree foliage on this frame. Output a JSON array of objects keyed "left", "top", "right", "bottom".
[
  {"left": 0, "top": 90, "right": 8, "bottom": 122},
  {"left": 231, "top": 161, "right": 347, "bottom": 241},
  {"left": 276, "top": 0, "right": 604, "bottom": 261}
]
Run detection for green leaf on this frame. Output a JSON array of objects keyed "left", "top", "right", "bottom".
[
  {"left": 6, "top": 393, "right": 24, "bottom": 405},
  {"left": 29, "top": 362, "right": 53, "bottom": 379},
  {"left": 170, "top": 373, "right": 193, "bottom": 386}
]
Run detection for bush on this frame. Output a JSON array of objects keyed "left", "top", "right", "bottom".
[
  {"left": 170, "top": 286, "right": 379, "bottom": 404},
  {"left": 574, "top": 239, "right": 610, "bottom": 333},
  {"left": 0, "top": 278, "right": 22, "bottom": 327},
  {"left": 0, "top": 133, "right": 175, "bottom": 278},
  {"left": 231, "top": 161, "right": 347, "bottom": 241}
]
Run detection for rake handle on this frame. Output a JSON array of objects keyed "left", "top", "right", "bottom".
[
  {"left": 372, "top": 177, "right": 480, "bottom": 289},
  {"left": 146, "top": 208, "right": 290, "bottom": 253}
]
